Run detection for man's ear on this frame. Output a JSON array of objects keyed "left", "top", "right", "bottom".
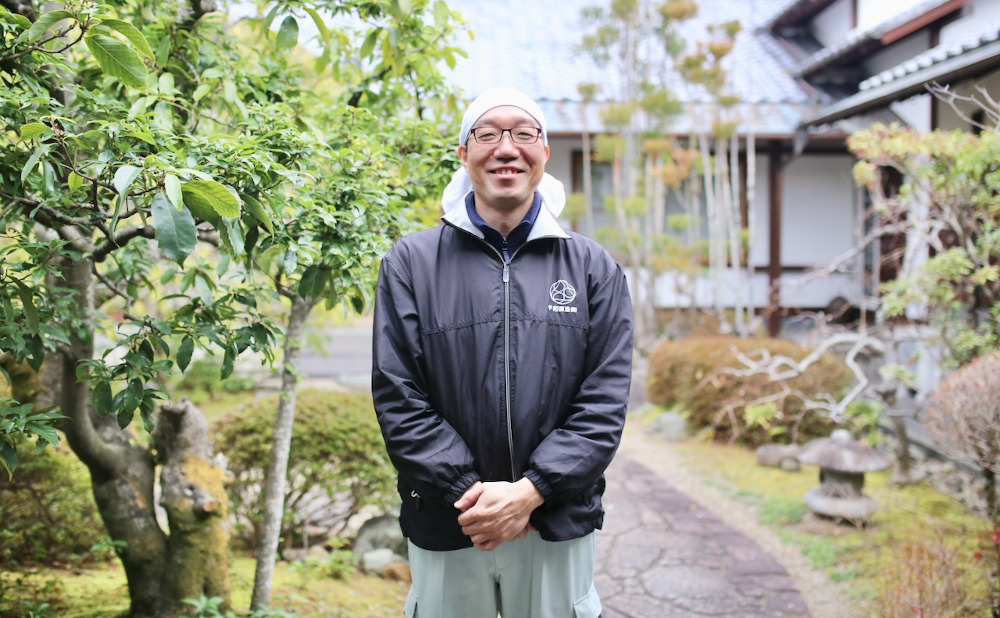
[{"left": 458, "top": 144, "right": 468, "bottom": 167}]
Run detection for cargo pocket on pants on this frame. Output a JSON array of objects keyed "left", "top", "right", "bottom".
[
  {"left": 572, "top": 584, "right": 602, "bottom": 618},
  {"left": 404, "top": 588, "right": 418, "bottom": 618}
]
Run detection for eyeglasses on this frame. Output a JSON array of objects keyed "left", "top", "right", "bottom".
[{"left": 468, "top": 126, "right": 542, "bottom": 145}]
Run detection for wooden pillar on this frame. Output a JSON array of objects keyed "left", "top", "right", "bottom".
[{"left": 767, "top": 141, "right": 784, "bottom": 337}]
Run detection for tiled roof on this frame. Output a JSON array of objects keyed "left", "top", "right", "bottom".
[
  {"left": 795, "top": 0, "right": 960, "bottom": 76},
  {"left": 442, "top": 0, "right": 817, "bottom": 134},
  {"left": 801, "top": 19, "right": 1000, "bottom": 127},
  {"left": 859, "top": 20, "right": 1000, "bottom": 91}
]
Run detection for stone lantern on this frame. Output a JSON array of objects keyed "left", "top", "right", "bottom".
[{"left": 796, "top": 429, "right": 890, "bottom": 524}]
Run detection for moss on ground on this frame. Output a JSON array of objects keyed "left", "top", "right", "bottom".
[{"left": 0, "top": 554, "right": 408, "bottom": 617}]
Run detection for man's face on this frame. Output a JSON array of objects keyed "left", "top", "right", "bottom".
[{"left": 458, "top": 105, "right": 550, "bottom": 214}]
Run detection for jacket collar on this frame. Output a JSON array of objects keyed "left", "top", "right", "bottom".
[{"left": 442, "top": 193, "right": 571, "bottom": 242}]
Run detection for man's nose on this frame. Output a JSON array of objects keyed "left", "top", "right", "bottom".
[{"left": 493, "top": 132, "right": 520, "bottom": 155}]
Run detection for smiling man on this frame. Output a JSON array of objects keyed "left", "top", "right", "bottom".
[{"left": 372, "top": 88, "right": 633, "bottom": 618}]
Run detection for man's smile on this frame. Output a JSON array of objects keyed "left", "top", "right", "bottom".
[{"left": 489, "top": 167, "right": 523, "bottom": 176}]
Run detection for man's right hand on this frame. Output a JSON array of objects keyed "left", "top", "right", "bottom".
[{"left": 454, "top": 479, "right": 543, "bottom": 551}]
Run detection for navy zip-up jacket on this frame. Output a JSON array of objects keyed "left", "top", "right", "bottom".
[{"left": 371, "top": 194, "right": 633, "bottom": 551}]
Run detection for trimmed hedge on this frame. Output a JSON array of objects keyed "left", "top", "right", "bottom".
[
  {"left": 214, "top": 389, "right": 396, "bottom": 552},
  {"left": 0, "top": 441, "right": 113, "bottom": 567},
  {"left": 647, "top": 335, "right": 854, "bottom": 446}
]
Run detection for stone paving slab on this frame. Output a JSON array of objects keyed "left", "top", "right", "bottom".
[{"left": 596, "top": 457, "right": 810, "bottom": 617}]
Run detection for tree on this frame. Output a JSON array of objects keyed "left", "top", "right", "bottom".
[
  {"left": 577, "top": 0, "right": 689, "bottom": 349},
  {"left": 578, "top": 0, "right": 755, "bottom": 347},
  {"left": 0, "top": 0, "right": 461, "bottom": 615},
  {"left": 235, "top": 2, "right": 463, "bottom": 609}
]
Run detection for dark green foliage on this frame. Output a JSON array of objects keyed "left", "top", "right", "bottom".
[
  {"left": 214, "top": 389, "right": 395, "bottom": 552},
  {"left": 0, "top": 440, "right": 112, "bottom": 568},
  {"left": 646, "top": 335, "right": 853, "bottom": 446}
]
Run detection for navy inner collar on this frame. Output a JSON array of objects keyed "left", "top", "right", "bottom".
[{"left": 465, "top": 192, "right": 542, "bottom": 260}]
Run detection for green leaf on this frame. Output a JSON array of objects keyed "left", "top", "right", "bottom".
[
  {"left": 85, "top": 33, "right": 148, "bottom": 88},
  {"left": 433, "top": 0, "right": 449, "bottom": 27},
  {"left": 127, "top": 95, "right": 148, "bottom": 120},
  {"left": 93, "top": 381, "right": 113, "bottom": 414},
  {"left": 276, "top": 16, "right": 299, "bottom": 50},
  {"left": 177, "top": 338, "right": 194, "bottom": 372},
  {"left": 94, "top": 19, "right": 154, "bottom": 58},
  {"left": 298, "top": 265, "right": 319, "bottom": 298},
  {"left": 155, "top": 33, "right": 170, "bottom": 66},
  {"left": 165, "top": 174, "right": 183, "bottom": 209},
  {"left": 116, "top": 407, "right": 135, "bottom": 430},
  {"left": 283, "top": 249, "right": 298, "bottom": 276},
  {"left": 0, "top": 440, "right": 17, "bottom": 480},
  {"left": 13, "top": 280, "right": 38, "bottom": 332},
  {"left": 221, "top": 345, "right": 235, "bottom": 380},
  {"left": 68, "top": 171, "right": 84, "bottom": 192},
  {"left": 113, "top": 164, "right": 142, "bottom": 197},
  {"left": 398, "top": 0, "right": 414, "bottom": 16},
  {"left": 26, "top": 9, "right": 73, "bottom": 42},
  {"left": 360, "top": 28, "right": 380, "bottom": 59},
  {"left": 192, "top": 83, "right": 213, "bottom": 102},
  {"left": 27, "top": 419, "right": 61, "bottom": 449},
  {"left": 240, "top": 193, "right": 273, "bottom": 232},
  {"left": 305, "top": 8, "right": 331, "bottom": 43},
  {"left": 182, "top": 180, "right": 240, "bottom": 224},
  {"left": 151, "top": 192, "right": 197, "bottom": 265},
  {"left": 18, "top": 122, "right": 49, "bottom": 142},
  {"left": 20, "top": 144, "right": 50, "bottom": 183}
]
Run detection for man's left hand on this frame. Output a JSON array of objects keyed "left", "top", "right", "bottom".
[{"left": 455, "top": 478, "right": 544, "bottom": 551}]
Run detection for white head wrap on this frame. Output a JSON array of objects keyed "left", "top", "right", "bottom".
[{"left": 443, "top": 87, "right": 565, "bottom": 217}]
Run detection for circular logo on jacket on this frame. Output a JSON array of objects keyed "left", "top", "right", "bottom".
[{"left": 549, "top": 280, "right": 577, "bottom": 305}]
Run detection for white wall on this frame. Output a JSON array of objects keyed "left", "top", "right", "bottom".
[
  {"left": 767, "top": 155, "right": 858, "bottom": 267},
  {"left": 544, "top": 136, "right": 577, "bottom": 190},
  {"left": 856, "top": 0, "right": 926, "bottom": 31}
]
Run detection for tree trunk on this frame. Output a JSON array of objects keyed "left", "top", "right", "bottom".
[
  {"left": 582, "top": 130, "right": 595, "bottom": 238},
  {"left": 251, "top": 293, "right": 314, "bottom": 610},
  {"left": 154, "top": 400, "right": 233, "bottom": 612},
  {"left": 50, "top": 258, "right": 231, "bottom": 617}
]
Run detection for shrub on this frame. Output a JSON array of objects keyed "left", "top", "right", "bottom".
[
  {"left": 0, "top": 440, "right": 112, "bottom": 568},
  {"left": 925, "top": 351, "right": 1000, "bottom": 522},
  {"left": 214, "top": 389, "right": 396, "bottom": 553},
  {"left": 872, "top": 534, "right": 983, "bottom": 617},
  {"left": 646, "top": 335, "right": 854, "bottom": 446}
]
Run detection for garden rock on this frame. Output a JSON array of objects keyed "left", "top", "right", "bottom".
[
  {"left": 362, "top": 548, "right": 407, "bottom": 574},
  {"left": 649, "top": 411, "right": 689, "bottom": 441},
  {"left": 755, "top": 443, "right": 801, "bottom": 471},
  {"left": 382, "top": 562, "right": 412, "bottom": 583},
  {"left": 354, "top": 513, "right": 408, "bottom": 558}
]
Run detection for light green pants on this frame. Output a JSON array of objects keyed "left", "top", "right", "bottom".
[{"left": 405, "top": 532, "right": 601, "bottom": 618}]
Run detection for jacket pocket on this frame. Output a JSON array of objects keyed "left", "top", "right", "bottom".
[{"left": 572, "top": 583, "right": 602, "bottom": 618}]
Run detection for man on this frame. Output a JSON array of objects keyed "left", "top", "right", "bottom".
[{"left": 372, "top": 87, "right": 633, "bottom": 618}]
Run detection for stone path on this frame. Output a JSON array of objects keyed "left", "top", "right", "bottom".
[{"left": 596, "top": 456, "right": 810, "bottom": 617}]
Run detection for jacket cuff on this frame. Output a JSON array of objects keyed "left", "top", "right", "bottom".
[
  {"left": 444, "top": 472, "right": 481, "bottom": 505},
  {"left": 522, "top": 469, "right": 552, "bottom": 502}
]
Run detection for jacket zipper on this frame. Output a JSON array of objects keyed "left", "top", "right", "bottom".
[
  {"left": 502, "top": 261, "right": 515, "bottom": 481},
  {"left": 448, "top": 223, "right": 527, "bottom": 482}
]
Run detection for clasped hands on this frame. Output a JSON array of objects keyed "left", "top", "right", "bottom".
[{"left": 454, "top": 478, "right": 544, "bottom": 551}]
